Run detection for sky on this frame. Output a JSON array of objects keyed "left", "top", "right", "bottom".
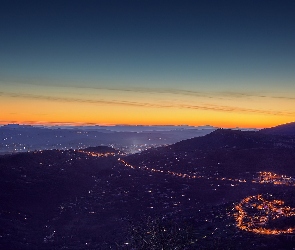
[{"left": 0, "top": 0, "right": 295, "bottom": 128}]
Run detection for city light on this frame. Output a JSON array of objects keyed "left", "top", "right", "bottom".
[{"left": 234, "top": 195, "right": 295, "bottom": 235}]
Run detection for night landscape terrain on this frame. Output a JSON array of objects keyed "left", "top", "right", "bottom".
[{"left": 1, "top": 122, "right": 295, "bottom": 249}]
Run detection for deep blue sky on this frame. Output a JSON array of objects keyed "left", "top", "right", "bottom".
[{"left": 1, "top": 0, "right": 295, "bottom": 127}]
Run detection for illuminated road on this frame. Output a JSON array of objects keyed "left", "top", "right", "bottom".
[
  {"left": 77, "top": 150, "right": 116, "bottom": 157},
  {"left": 118, "top": 158, "right": 247, "bottom": 184}
]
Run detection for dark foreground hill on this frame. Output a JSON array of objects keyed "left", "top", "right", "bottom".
[
  {"left": 0, "top": 148, "right": 122, "bottom": 249},
  {"left": 1, "top": 131, "right": 295, "bottom": 249}
]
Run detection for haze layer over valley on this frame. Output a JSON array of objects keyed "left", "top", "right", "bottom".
[{"left": 0, "top": 124, "right": 217, "bottom": 154}]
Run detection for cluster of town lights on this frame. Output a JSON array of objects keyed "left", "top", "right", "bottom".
[
  {"left": 253, "top": 171, "right": 295, "bottom": 186},
  {"left": 235, "top": 195, "right": 295, "bottom": 235},
  {"left": 77, "top": 150, "right": 116, "bottom": 157}
]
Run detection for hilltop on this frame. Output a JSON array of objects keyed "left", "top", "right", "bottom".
[{"left": 259, "top": 122, "right": 295, "bottom": 136}]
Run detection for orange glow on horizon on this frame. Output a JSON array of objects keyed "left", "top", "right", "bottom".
[
  {"left": 0, "top": 117, "right": 291, "bottom": 129},
  {"left": 1, "top": 89, "right": 294, "bottom": 129}
]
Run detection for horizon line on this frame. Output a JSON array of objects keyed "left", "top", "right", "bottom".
[{"left": 0, "top": 121, "right": 282, "bottom": 129}]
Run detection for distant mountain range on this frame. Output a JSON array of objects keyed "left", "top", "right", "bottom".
[
  {"left": 0, "top": 124, "right": 217, "bottom": 154},
  {"left": 0, "top": 123, "right": 217, "bottom": 132},
  {"left": 2, "top": 122, "right": 294, "bottom": 154}
]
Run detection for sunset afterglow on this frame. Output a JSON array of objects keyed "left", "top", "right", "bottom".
[{"left": 1, "top": 1, "right": 294, "bottom": 128}]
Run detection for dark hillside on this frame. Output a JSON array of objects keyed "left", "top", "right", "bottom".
[
  {"left": 169, "top": 129, "right": 295, "bottom": 152},
  {"left": 1, "top": 133, "right": 295, "bottom": 249},
  {"left": 125, "top": 129, "right": 295, "bottom": 177},
  {"left": 259, "top": 122, "right": 295, "bottom": 136}
]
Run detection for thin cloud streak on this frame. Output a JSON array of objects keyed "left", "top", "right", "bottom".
[
  {"left": 1, "top": 78, "right": 295, "bottom": 101},
  {"left": 1, "top": 91, "right": 294, "bottom": 117},
  {"left": 0, "top": 78, "right": 214, "bottom": 99},
  {"left": 220, "top": 91, "right": 295, "bottom": 101}
]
